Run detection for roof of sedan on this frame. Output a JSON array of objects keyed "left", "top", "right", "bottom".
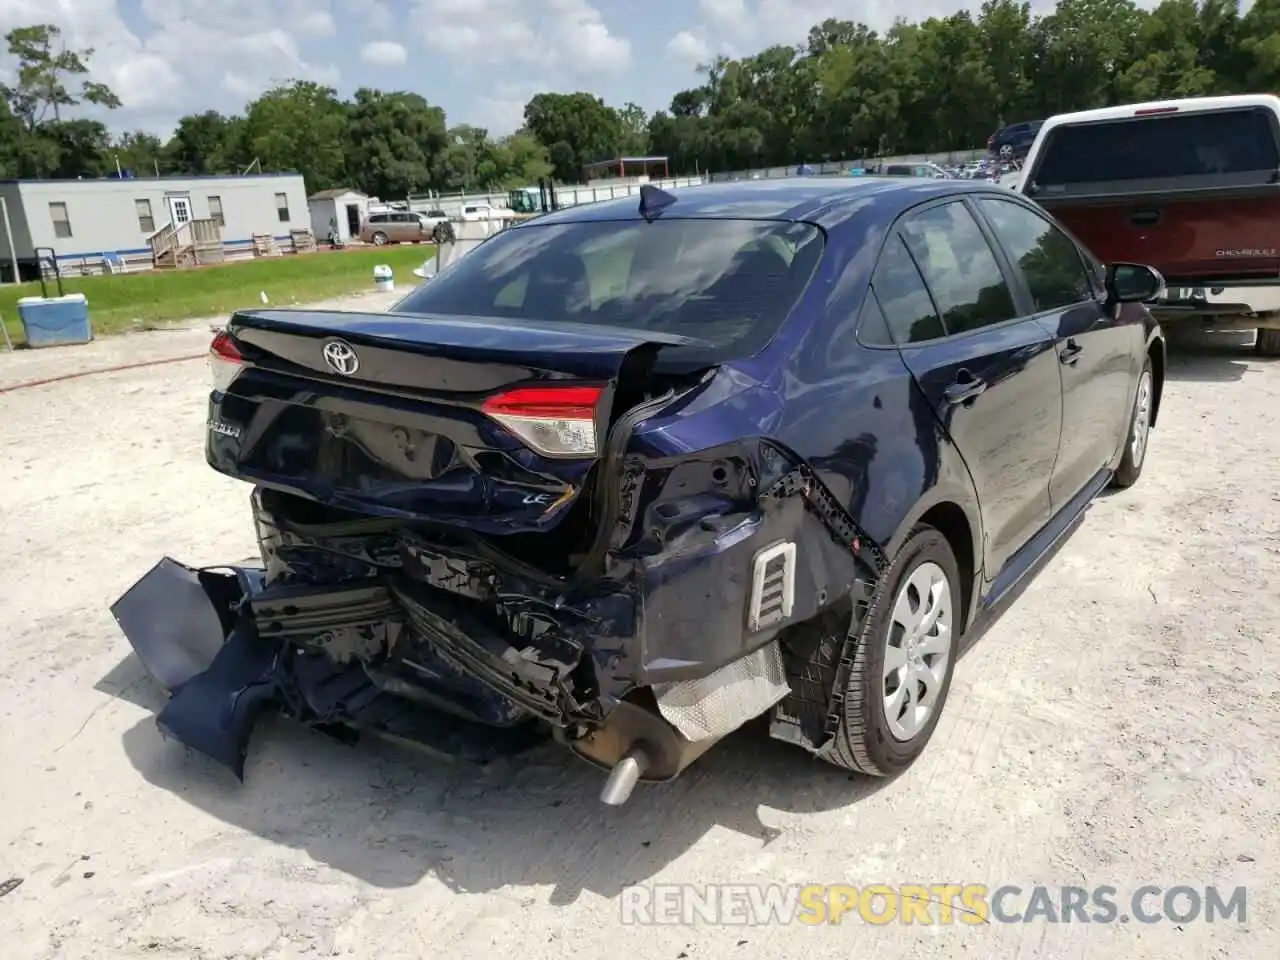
[{"left": 522, "top": 177, "right": 1007, "bottom": 227}]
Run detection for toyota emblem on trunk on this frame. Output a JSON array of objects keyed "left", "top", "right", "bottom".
[{"left": 322, "top": 339, "right": 359, "bottom": 376}]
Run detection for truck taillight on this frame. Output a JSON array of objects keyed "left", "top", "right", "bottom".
[
  {"left": 481, "top": 384, "right": 604, "bottom": 458},
  {"left": 209, "top": 330, "right": 243, "bottom": 393}
]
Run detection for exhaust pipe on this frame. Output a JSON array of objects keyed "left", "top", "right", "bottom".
[
  {"left": 561, "top": 700, "right": 721, "bottom": 806},
  {"left": 600, "top": 745, "right": 651, "bottom": 805}
]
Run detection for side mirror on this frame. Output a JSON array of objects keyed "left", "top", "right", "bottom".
[{"left": 1105, "top": 262, "right": 1165, "bottom": 305}]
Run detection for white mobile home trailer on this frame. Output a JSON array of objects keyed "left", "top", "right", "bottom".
[{"left": 0, "top": 173, "right": 309, "bottom": 281}]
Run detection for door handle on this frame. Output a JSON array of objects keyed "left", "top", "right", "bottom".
[
  {"left": 1060, "top": 339, "right": 1083, "bottom": 365},
  {"left": 944, "top": 371, "right": 987, "bottom": 405}
]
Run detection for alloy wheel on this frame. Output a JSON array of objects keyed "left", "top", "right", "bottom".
[
  {"left": 1130, "top": 370, "right": 1153, "bottom": 467},
  {"left": 883, "top": 561, "right": 954, "bottom": 742}
]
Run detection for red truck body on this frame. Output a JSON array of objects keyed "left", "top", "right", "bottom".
[{"left": 1020, "top": 98, "right": 1280, "bottom": 288}]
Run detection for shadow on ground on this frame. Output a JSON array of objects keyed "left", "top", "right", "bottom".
[
  {"left": 101, "top": 653, "right": 891, "bottom": 905},
  {"left": 1163, "top": 330, "right": 1273, "bottom": 382}
]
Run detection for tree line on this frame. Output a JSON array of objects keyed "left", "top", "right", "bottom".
[{"left": 3, "top": 0, "right": 1279, "bottom": 197}]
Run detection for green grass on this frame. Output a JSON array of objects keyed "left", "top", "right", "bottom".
[{"left": 0, "top": 246, "right": 436, "bottom": 345}]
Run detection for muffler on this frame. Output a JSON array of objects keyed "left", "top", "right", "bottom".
[{"left": 561, "top": 700, "right": 722, "bottom": 806}]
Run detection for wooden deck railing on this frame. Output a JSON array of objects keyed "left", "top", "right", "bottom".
[{"left": 147, "top": 218, "right": 223, "bottom": 267}]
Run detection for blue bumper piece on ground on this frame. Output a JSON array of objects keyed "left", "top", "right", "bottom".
[{"left": 109, "top": 557, "right": 547, "bottom": 780}]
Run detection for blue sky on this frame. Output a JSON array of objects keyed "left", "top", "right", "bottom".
[{"left": 0, "top": 0, "right": 1159, "bottom": 138}]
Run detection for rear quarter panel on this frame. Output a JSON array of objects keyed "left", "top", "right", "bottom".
[{"left": 640, "top": 204, "right": 986, "bottom": 600}]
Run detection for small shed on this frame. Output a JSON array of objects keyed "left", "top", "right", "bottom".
[{"left": 308, "top": 188, "right": 369, "bottom": 243}]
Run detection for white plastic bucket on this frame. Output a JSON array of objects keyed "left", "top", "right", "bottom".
[{"left": 373, "top": 264, "right": 394, "bottom": 292}]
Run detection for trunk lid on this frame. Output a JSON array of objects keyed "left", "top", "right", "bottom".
[{"left": 210, "top": 309, "right": 708, "bottom": 535}]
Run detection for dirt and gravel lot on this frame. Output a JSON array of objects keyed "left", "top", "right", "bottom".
[{"left": 1, "top": 300, "right": 1277, "bottom": 958}]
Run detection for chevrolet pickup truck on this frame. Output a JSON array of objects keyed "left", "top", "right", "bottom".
[{"left": 1017, "top": 94, "right": 1280, "bottom": 355}]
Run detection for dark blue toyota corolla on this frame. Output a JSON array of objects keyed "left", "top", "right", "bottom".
[{"left": 113, "top": 178, "right": 1166, "bottom": 804}]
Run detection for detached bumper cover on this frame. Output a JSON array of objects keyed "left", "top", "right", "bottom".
[{"left": 110, "top": 557, "right": 547, "bottom": 779}]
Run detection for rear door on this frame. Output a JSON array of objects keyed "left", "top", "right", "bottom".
[
  {"left": 878, "top": 199, "right": 1064, "bottom": 580},
  {"left": 974, "top": 196, "right": 1138, "bottom": 506},
  {"left": 391, "top": 213, "right": 420, "bottom": 242}
]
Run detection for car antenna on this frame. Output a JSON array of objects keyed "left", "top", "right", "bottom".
[{"left": 638, "top": 184, "right": 677, "bottom": 222}]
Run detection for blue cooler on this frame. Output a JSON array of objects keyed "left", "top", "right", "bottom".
[{"left": 17, "top": 294, "right": 92, "bottom": 348}]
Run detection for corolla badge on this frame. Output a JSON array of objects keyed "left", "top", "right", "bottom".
[{"left": 322, "top": 339, "right": 359, "bottom": 375}]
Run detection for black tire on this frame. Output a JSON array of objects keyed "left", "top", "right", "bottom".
[
  {"left": 784, "top": 525, "right": 962, "bottom": 777},
  {"left": 1111, "top": 357, "right": 1153, "bottom": 489},
  {"left": 371, "top": 231, "right": 388, "bottom": 246},
  {"left": 1256, "top": 328, "right": 1280, "bottom": 356},
  {"left": 432, "top": 220, "right": 456, "bottom": 246}
]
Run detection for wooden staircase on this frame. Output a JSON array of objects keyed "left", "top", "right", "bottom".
[{"left": 148, "top": 219, "right": 225, "bottom": 269}]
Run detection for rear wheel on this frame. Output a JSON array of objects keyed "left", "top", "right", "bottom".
[
  {"left": 1112, "top": 359, "right": 1153, "bottom": 488},
  {"left": 1256, "top": 328, "right": 1280, "bottom": 356},
  {"left": 789, "top": 526, "right": 961, "bottom": 777},
  {"left": 372, "top": 231, "right": 388, "bottom": 246}
]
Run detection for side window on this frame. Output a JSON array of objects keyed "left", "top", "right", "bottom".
[
  {"left": 368, "top": 214, "right": 386, "bottom": 224},
  {"left": 869, "top": 234, "right": 946, "bottom": 344},
  {"left": 977, "top": 198, "right": 1093, "bottom": 312},
  {"left": 855, "top": 294, "right": 894, "bottom": 347},
  {"left": 901, "top": 202, "right": 1018, "bottom": 335}
]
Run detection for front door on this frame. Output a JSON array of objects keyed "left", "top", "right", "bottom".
[
  {"left": 884, "top": 200, "right": 1063, "bottom": 581},
  {"left": 345, "top": 204, "right": 361, "bottom": 238},
  {"left": 972, "top": 196, "right": 1137, "bottom": 507},
  {"left": 167, "top": 195, "right": 191, "bottom": 227}
]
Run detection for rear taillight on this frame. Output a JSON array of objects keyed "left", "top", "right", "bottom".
[
  {"left": 1134, "top": 106, "right": 1178, "bottom": 115},
  {"left": 209, "top": 330, "right": 243, "bottom": 393},
  {"left": 481, "top": 384, "right": 604, "bottom": 458}
]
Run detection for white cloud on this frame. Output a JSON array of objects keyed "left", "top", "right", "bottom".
[
  {"left": 360, "top": 40, "right": 408, "bottom": 66},
  {"left": 666, "top": 30, "right": 711, "bottom": 69},
  {"left": 297, "top": 11, "right": 337, "bottom": 36},
  {"left": 699, "top": 0, "right": 747, "bottom": 28},
  {"left": 410, "top": 0, "right": 631, "bottom": 77},
  {"left": 340, "top": 0, "right": 395, "bottom": 30},
  {"left": 0, "top": 0, "right": 341, "bottom": 135},
  {"left": 472, "top": 79, "right": 548, "bottom": 135}
]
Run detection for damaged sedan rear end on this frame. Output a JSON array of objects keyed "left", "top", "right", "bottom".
[{"left": 116, "top": 179, "right": 1044, "bottom": 804}]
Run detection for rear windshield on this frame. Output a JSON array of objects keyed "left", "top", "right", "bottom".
[
  {"left": 392, "top": 218, "right": 824, "bottom": 359},
  {"left": 1031, "top": 107, "right": 1280, "bottom": 186}
]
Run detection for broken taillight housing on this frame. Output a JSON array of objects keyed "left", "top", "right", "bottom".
[
  {"left": 481, "top": 384, "right": 604, "bottom": 458},
  {"left": 209, "top": 330, "right": 243, "bottom": 393}
]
